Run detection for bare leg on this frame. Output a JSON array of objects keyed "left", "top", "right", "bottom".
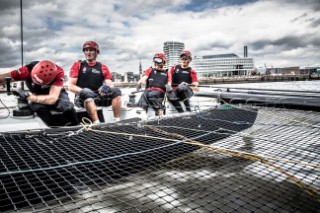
[
  {"left": 112, "top": 96, "right": 122, "bottom": 119},
  {"left": 85, "top": 100, "right": 99, "bottom": 123},
  {"left": 156, "top": 109, "right": 164, "bottom": 117}
]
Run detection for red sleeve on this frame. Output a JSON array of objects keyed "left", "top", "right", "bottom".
[
  {"left": 51, "top": 66, "right": 64, "bottom": 87},
  {"left": 101, "top": 64, "right": 112, "bottom": 80},
  {"left": 143, "top": 68, "right": 152, "bottom": 77},
  {"left": 168, "top": 67, "right": 175, "bottom": 83},
  {"left": 190, "top": 69, "right": 198, "bottom": 82},
  {"left": 69, "top": 61, "right": 81, "bottom": 78},
  {"left": 10, "top": 65, "right": 31, "bottom": 81},
  {"left": 167, "top": 70, "right": 172, "bottom": 83}
]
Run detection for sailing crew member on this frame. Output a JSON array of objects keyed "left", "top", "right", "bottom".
[
  {"left": 69, "top": 41, "right": 122, "bottom": 123},
  {"left": 0, "top": 60, "right": 79, "bottom": 126},
  {"left": 137, "top": 53, "right": 171, "bottom": 116},
  {"left": 166, "top": 50, "right": 199, "bottom": 113}
]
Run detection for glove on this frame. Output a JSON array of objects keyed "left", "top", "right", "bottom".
[
  {"left": 98, "top": 85, "right": 110, "bottom": 94},
  {"left": 178, "top": 82, "right": 189, "bottom": 91},
  {"left": 136, "top": 83, "right": 142, "bottom": 91},
  {"left": 165, "top": 84, "right": 172, "bottom": 93},
  {"left": 12, "top": 89, "right": 30, "bottom": 102}
]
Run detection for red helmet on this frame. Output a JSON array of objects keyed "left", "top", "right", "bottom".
[
  {"left": 180, "top": 50, "right": 192, "bottom": 60},
  {"left": 153, "top": 53, "right": 166, "bottom": 64},
  {"left": 82, "top": 41, "right": 100, "bottom": 53},
  {"left": 31, "top": 60, "right": 58, "bottom": 85}
]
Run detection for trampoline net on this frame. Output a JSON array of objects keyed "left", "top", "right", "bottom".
[{"left": 0, "top": 106, "right": 319, "bottom": 212}]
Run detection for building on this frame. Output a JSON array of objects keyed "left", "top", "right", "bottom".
[
  {"left": 111, "top": 72, "right": 123, "bottom": 82},
  {"left": 123, "top": 72, "right": 135, "bottom": 82},
  {"left": 192, "top": 53, "right": 255, "bottom": 77},
  {"left": 163, "top": 41, "right": 185, "bottom": 68},
  {"left": 266, "top": 67, "right": 300, "bottom": 75},
  {"left": 139, "top": 61, "right": 143, "bottom": 78}
]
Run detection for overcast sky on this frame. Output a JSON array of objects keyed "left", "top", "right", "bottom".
[{"left": 0, "top": 0, "right": 319, "bottom": 74}]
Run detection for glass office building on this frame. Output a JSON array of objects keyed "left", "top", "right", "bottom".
[
  {"left": 163, "top": 41, "right": 185, "bottom": 68},
  {"left": 192, "top": 54, "right": 255, "bottom": 77}
]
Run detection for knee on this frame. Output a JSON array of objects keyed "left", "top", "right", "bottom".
[
  {"left": 110, "top": 88, "right": 122, "bottom": 97},
  {"left": 56, "top": 100, "right": 75, "bottom": 112},
  {"left": 79, "top": 88, "right": 96, "bottom": 100},
  {"left": 112, "top": 95, "right": 121, "bottom": 103}
]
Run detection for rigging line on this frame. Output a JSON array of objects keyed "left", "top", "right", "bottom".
[
  {"left": 0, "top": 131, "right": 215, "bottom": 176},
  {"left": 0, "top": 98, "right": 10, "bottom": 118},
  {"left": 20, "top": 0, "right": 23, "bottom": 66},
  {"left": 219, "top": 98, "right": 320, "bottom": 128},
  {"left": 146, "top": 126, "right": 320, "bottom": 202},
  {"left": 145, "top": 126, "right": 320, "bottom": 169},
  {"left": 146, "top": 124, "right": 320, "bottom": 154}
]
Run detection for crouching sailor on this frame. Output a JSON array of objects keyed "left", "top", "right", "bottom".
[
  {"left": 68, "top": 41, "right": 122, "bottom": 124},
  {"left": 167, "top": 50, "right": 199, "bottom": 113},
  {"left": 137, "top": 53, "right": 171, "bottom": 116},
  {"left": 0, "top": 60, "right": 79, "bottom": 126}
]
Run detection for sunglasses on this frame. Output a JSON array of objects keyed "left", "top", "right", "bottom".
[
  {"left": 180, "top": 55, "right": 191, "bottom": 60},
  {"left": 153, "top": 58, "right": 163, "bottom": 64}
]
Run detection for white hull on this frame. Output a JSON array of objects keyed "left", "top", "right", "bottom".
[{"left": 0, "top": 88, "right": 218, "bottom": 133}]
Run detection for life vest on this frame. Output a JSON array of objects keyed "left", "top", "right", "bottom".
[
  {"left": 172, "top": 65, "right": 192, "bottom": 86},
  {"left": 146, "top": 68, "right": 168, "bottom": 92},
  {"left": 76, "top": 60, "right": 104, "bottom": 91}
]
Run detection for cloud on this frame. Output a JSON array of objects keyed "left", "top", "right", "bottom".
[{"left": 0, "top": 0, "right": 319, "bottom": 74}]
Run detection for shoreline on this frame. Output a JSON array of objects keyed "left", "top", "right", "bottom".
[{"left": 113, "top": 74, "right": 320, "bottom": 87}]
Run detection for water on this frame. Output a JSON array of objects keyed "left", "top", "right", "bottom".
[{"left": 204, "top": 80, "right": 320, "bottom": 91}]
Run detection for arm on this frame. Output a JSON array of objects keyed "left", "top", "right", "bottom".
[
  {"left": 167, "top": 68, "right": 173, "bottom": 86},
  {"left": 28, "top": 85, "right": 62, "bottom": 105},
  {"left": 138, "top": 75, "right": 148, "bottom": 85},
  {"left": 104, "top": 79, "right": 113, "bottom": 88},
  {"left": 138, "top": 68, "right": 152, "bottom": 85},
  {"left": 68, "top": 77, "right": 82, "bottom": 94},
  {"left": 190, "top": 69, "right": 199, "bottom": 92},
  {"left": 0, "top": 72, "right": 14, "bottom": 85}
]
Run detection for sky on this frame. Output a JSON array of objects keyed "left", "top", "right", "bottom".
[{"left": 0, "top": 0, "right": 319, "bottom": 75}]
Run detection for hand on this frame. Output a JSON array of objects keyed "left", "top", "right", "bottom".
[
  {"left": 136, "top": 83, "right": 142, "bottom": 91},
  {"left": 12, "top": 89, "right": 30, "bottom": 102},
  {"left": 165, "top": 84, "right": 172, "bottom": 93},
  {"left": 179, "top": 82, "right": 187, "bottom": 86},
  {"left": 98, "top": 85, "right": 109, "bottom": 95}
]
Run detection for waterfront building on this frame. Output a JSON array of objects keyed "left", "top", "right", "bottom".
[
  {"left": 163, "top": 41, "right": 185, "bottom": 68},
  {"left": 123, "top": 72, "right": 135, "bottom": 82},
  {"left": 266, "top": 66, "right": 300, "bottom": 75},
  {"left": 192, "top": 54, "right": 255, "bottom": 77},
  {"left": 111, "top": 71, "right": 123, "bottom": 82}
]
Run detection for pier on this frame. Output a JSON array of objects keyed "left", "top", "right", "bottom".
[{"left": 113, "top": 74, "right": 320, "bottom": 87}]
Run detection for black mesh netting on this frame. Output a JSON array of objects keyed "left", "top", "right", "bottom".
[{"left": 0, "top": 106, "right": 319, "bottom": 212}]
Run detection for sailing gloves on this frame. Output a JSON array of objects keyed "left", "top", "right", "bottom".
[
  {"left": 98, "top": 85, "right": 110, "bottom": 95},
  {"left": 165, "top": 84, "right": 172, "bottom": 93},
  {"left": 12, "top": 89, "right": 30, "bottom": 102}
]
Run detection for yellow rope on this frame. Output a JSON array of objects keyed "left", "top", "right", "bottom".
[
  {"left": 76, "top": 111, "right": 320, "bottom": 202},
  {"left": 82, "top": 120, "right": 320, "bottom": 202},
  {"left": 145, "top": 125, "right": 320, "bottom": 202}
]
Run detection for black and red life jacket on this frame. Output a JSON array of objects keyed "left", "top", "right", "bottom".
[
  {"left": 76, "top": 60, "right": 104, "bottom": 91},
  {"left": 146, "top": 68, "right": 168, "bottom": 92},
  {"left": 172, "top": 65, "right": 192, "bottom": 86}
]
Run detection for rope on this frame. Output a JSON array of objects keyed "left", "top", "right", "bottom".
[{"left": 144, "top": 125, "right": 320, "bottom": 202}]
